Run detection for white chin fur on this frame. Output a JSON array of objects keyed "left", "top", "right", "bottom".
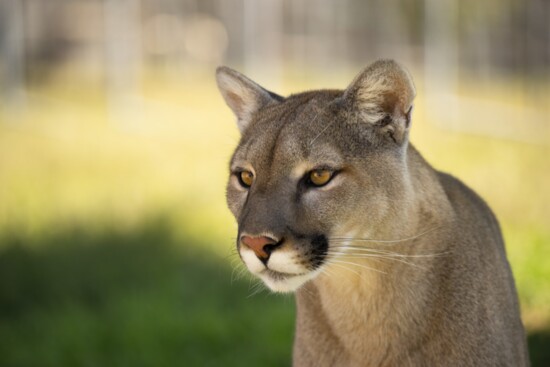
[
  {"left": 239, "top": 246, "right": 323, "bottom": 293},
  {"left": 259, "top": 269, "right": 322, "bottom": 293},
  {"left": 240, "top": 247, "right": 266, "bottom": 273}
]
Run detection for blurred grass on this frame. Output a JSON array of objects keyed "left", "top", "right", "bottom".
[
  {"left": 0, "top": 219, "right": 294, "bottom": 367},
  {"left": 0, "top": 72, "right": 549, "bottom": 365}
]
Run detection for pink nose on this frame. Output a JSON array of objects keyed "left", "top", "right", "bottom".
[{"left": 241, "top": 235, "right": 278, "bottom": 261}]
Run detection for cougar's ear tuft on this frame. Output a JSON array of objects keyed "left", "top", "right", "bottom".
[
  {"left": 216, "top": 66, "right": 283, "bottom": 133},
  {"left": 344, "top": 60, "right": 416, "bottom": 144}
]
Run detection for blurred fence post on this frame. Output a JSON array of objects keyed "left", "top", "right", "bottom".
[
  {"left": 242, "top": 0, "right": 283, "bottom": 90},
  {"left": 103, "top": 0, "right": 143, "bottom": 124},
  {"left": 0, "top": 0, "right": 27, "bottom": 113},
  {"left": 423, "top": 0, "right": 458, "bottom": 127}
]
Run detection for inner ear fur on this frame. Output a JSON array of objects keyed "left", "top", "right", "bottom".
[
  {"left": 344, "top": 59, "right": 416, "bottom": 144},
  {"left": 216, "top": 66, "right": 282, "bottom": 133}
]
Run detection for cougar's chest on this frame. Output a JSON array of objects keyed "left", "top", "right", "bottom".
[{"left": 295, "top": 269, "right": 418, "bottom": 365}]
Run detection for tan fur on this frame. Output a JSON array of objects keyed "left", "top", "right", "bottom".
[{"left": 216, "top": 60, "right": 529, "bottom": 366}]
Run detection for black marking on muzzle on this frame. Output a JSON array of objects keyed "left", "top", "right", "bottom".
[{"left": 310, "top": 234, "right": 329, "bottom": 268}]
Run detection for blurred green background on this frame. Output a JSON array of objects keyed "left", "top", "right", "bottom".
[{"left": 1, "top": 0, "right": 549, "bottom": 366}]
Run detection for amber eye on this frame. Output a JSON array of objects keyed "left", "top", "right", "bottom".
[
  {"left": 308, "top": 169, "right": 333, "bottom": 187},
  {"left": 238, "top": 171, "right": 254, "bottom": 188}
]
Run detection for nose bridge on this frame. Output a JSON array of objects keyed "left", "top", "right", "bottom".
[{"left": 239, "top": 189, "right": 288, "bottom": 237}]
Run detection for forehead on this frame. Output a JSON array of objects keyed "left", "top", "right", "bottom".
[{"left": 231, "top": 91, "right": 346, "bottom": 171}]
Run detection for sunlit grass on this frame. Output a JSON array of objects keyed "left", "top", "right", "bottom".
[{"left": 1, "top": 71, "right": 549, "bottom": 336}]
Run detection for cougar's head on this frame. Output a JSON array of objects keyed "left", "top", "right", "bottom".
[{"left": 216, "top": 60, "right": 416, "bottom": 292}]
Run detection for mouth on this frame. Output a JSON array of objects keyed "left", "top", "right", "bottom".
[
  {"left": 258, "top": 268, "right": 321, "bottom": 293},
  {"left": 262, "top": 269, "right": 305, "bottom": 280}
]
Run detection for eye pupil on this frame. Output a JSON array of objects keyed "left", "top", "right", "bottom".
[
  {"left": 309, "top": 169, "right": 332, "bottom": 186},
  {"left": 239, "top": 171, "right": 254, "bottom": 187}
]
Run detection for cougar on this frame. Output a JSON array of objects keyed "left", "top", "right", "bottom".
[{"left": 216, "top": 60, "right": 529, "bottom": 366}]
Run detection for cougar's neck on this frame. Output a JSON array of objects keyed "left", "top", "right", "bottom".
[
  {"left": 381, "top": 143, "right": 453, "bottom": 240},
  {"left": 402, "top": 144, "right": 454, "bottom": 230},
  {"left": 295, "top": 143, "right": 454, "bottom": 364}
]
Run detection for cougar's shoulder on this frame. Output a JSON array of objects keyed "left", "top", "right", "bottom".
[
  {"left": 435, "top": 170, "right": 512, "bottom": 267},
  {"left": 433, "top": 170, "right": 529, "bottom": 364},
  {"left": 436, "top": 171, "right": 499, "bottom": 235}
]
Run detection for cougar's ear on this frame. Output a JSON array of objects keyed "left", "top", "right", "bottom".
[
  {"left": 216, "top": 66, "right": 283, "bottom": 133},
  {"left": 344, "top": 60, "right": 416, "bottom": 144}
]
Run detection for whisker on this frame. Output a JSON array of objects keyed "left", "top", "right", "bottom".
[
  {"left": 230, "top": 259, "right": 244, "bottom": 272},
  {"left": 329, "top": 247, "right": 450, "bottom": 258},
  {"left": 330, "top": 226, "right": 440, "bottom": 245},
  {"left": 326, "top": 261, "right": 364, "bottom": 278},
  {"left": 307, "top": 110, "right": 329, "bottom": 146},
  {"left": 231, "top": 264, "right": 249, "bottom": 284},
  {"left": 328, "top": 259, "right": 387, "bottom": 275},
  {"left": 321, "top": 268, "right": 335, "bottom": 278},
  {"left": 223, "top": 247, "right": 240, "bottom": 259},
  {"left": 326, "top": 251, "right": 426, "bottom": 269},
  {"left": 298, "top": 283, "right": 316, "bottom": 300},
  {"left": 247, "top": 280, "right": 267, "bottom": 298}
]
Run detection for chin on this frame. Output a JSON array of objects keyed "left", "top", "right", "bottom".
[{"left": 259, "top": 268, "right": 322, "bottom": 293}]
